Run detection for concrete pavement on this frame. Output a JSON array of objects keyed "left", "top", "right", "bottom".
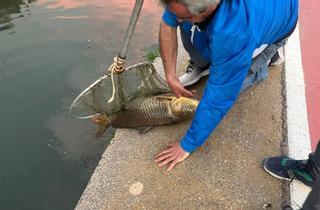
[{"left": 75, "top": 46, "right": 288, "bottom": 209}]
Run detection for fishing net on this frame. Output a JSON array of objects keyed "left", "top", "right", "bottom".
[
  {"left": 69, "top": 0, "right": 170, "bottom": 119},
  {"left": 69, "top": 61, "right": 171, "bottom": 119}
]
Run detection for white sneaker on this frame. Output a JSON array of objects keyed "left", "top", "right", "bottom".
[
  {"left": 269, "top": 47, "right": 285, "bottom": 66},
  {"left": 179, "top": 62, "right": 209, "bottom": 86}
]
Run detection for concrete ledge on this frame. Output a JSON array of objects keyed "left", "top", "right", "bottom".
[
  {"left": 285, "top": 24, "right": 312, "bottom": 209},
  {"left": 76, "top": 35, "right": 287, "bottom": 209}
]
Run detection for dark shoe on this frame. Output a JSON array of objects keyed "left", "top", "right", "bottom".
[
  {"left": 179, "top": 61, "right": 209, "bottom": 86},
  {"left": 269, "top": 47, "right": 285, "bottom": 66},
  {"left": 263, "top": 157, "right": 315, "bottom": 187}
]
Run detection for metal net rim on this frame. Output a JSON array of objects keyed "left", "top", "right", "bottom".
[
  {"left": 69, "top": 62, "right": 167, "bottom": 119},
  {"left": 69, "top": 74, "right": 109, "bottom": 119}
]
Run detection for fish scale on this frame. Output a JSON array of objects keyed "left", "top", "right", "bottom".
[
  {"left": 110, "top": 97, "right": 179, "bottom": 128},
  {"left": 92, "top": 95, "right": 199, "bottom": 138}
]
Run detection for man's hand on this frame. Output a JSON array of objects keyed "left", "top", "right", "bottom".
[
  {"left": 167, "top": 76, "right": 195, "bottom": 98},
  {"left": 159, "top": 21, "right": 195, "bottom": 98},
  {"left": 155, "top": 141, "right": 190, "bottom": 171}
]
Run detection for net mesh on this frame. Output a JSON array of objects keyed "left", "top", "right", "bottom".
[{"left": 69, "top": 62, "right": 170, "bottom": 119}]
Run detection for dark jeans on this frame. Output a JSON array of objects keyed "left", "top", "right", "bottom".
[
  {"left": 179, "top": 25, "right": 285, "bottom": 92},
  {"left": 303, "top": 142, "right": 320, "bottom": 209}
]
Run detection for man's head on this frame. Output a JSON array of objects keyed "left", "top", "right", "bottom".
[{"left": 160, "top": 0, "right": 221, "bottom": 23}]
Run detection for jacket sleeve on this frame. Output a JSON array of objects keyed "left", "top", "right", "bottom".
[
  {"left": 162, "top": 8, "right": 179, "bottom": 28},
  {"left": 180, "top": 33, "right": 256, "bottom": 153}
]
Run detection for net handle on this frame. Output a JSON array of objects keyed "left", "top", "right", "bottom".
[{"left": 119, "top": 0, "right": 144, "bottom": 60}]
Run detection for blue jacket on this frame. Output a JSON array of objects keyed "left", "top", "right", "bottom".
[{"left": 162, "top": 0, "right": 298, "bottom": 153}]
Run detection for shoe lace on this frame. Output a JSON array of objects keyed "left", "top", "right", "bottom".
[
  {"left": 289, "top": 174, "right": 295, "bottom": 185},
  {"left": 186, "top": 62, "right": 196, "bottom": 74},
  {"left": 287, "top": 160, "right": 315, "bottom": 185}
]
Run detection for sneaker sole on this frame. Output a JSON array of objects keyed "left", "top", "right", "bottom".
[
  {"left": 181, "top": 69, "right": 209, "bottom": 87},
  {"left": 263, "top": 163, "right": 314, "bottom": 187},
  {"left": 262, "top": 164, "right": 291, "bottom": 181}
]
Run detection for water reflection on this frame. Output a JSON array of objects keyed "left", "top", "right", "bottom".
[
  {"left": 35, "top": 0, "right": 162, "bottom": 23},
  {"left": 1, "top": 0, "right": 163, "bottom": 31},
  {"left": 0, "top": 0, "right": 35, "bottom": 30},
  {"left": 36, "top": 0, "right": 161, "bottom": 12},
  {"left": 0, "top": 0, "right": 163, "bottom": 210}
]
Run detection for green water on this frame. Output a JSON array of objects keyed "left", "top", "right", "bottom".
[{"left": 0, "top": 1, "right": 162, "bottom": 209}]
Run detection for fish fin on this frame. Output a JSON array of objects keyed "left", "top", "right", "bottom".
[
  {"left": 91, "top": 114, "right": 111, "bottom": 138},
  {"left": 154, "top": 95, "right": 175, "bottom": 101},
  {"left": 95, "top": 125, "right": 107, "bottom": 139},
  {"left": 136, "top": 126, "right": 154, "bottom": 134}
]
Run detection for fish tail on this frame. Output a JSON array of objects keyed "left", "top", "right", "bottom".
[{"left": 91, "top": 114, "right": 111, "bottom": 138}]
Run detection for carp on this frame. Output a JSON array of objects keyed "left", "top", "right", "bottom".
[{"left": 92, "top": 95, "right": 199, "bottom": 138}]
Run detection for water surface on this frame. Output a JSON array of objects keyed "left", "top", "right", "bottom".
[{"left": 0, "top": 1, "right": 162, "bottom": 209}]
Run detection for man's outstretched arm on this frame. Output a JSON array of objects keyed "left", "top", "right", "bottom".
[
  {"left": 155, "top": 21, "right": 194, "bottom": 171},
  {"left": 157, "top": 33, "right": 255, "bottom": 170},
  {"left": 159, "top": 20, "right": 194, "bottom": 98}
]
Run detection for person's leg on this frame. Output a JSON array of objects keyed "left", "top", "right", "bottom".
[
  {"left": 303, "top": 175, "right": 320, "bottom": 210},
  {"left": 300, "top": 142, "right": 320, "bottom": 209},
  {"left": 306, "top": 142, "right": 320, "bottom": 180},
  {"left": 241, "top": 39, "right": 287, "bottom": 91},
  {"left": 179, "top": 23, "right": 286, "bottom": 88},
  {"left": 179, "top": 23, "right": 210, "bottom": 69},
  {"left": 178, "top": 23, "right": 210, "bottom": 86}
]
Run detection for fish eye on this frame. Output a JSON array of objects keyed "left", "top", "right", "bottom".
[{"left": 187, "top": 108, "right": 192, "bottom": 112}]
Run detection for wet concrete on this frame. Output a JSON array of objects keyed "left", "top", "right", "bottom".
[{"left": 76, "top": 41, "right": 287, "bottom": 209}]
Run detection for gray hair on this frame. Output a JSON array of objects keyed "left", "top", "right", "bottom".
[{"left": 160, "top": 0, "right": 221, "bottom": 15}]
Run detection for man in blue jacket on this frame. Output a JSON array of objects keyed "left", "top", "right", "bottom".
[{"left": 155, "top": 0, "right": 298, "bottom": 171}]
